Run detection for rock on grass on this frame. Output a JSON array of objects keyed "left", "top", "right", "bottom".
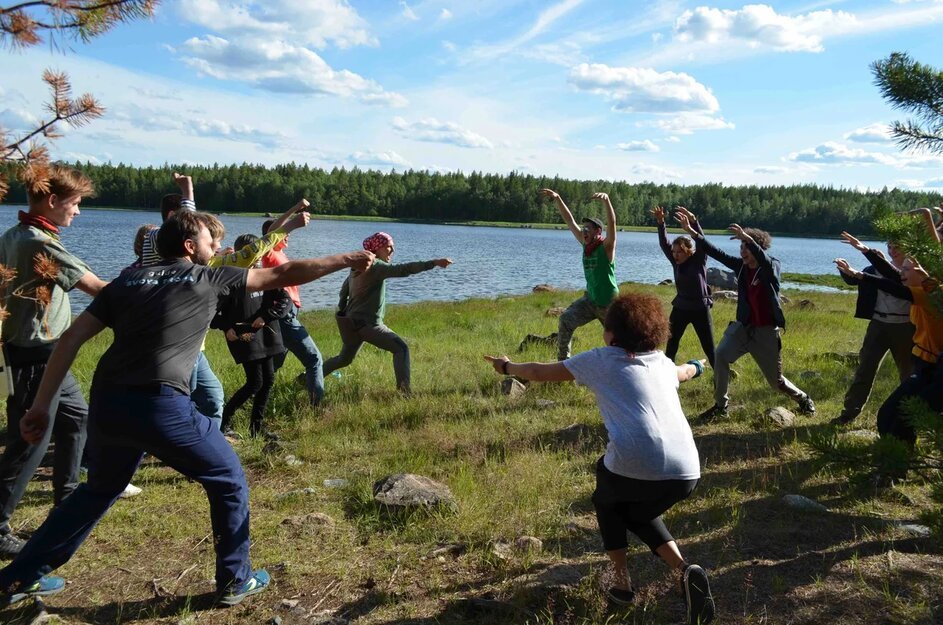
[{"left": 373, "top": 473, "right": 456, "bottom": 511}]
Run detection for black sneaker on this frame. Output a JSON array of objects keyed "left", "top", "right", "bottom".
[
  {"left": 0, "top": 533, "right": 24, "bottom": 559},
  {"left": 604, "top": 586, "right": 635, "bottom": 606},
  {"left": 697, "top": 405, "right": 727, "bottom": 421},
  {"left": 683, "top": 564, "right": 715, "bottom": 625},
  {"left": 797, "top": 396, "right": 816, "bottom": 416},
  {"left": 829, "top": 411, "right": 855, "bottom": 427}
]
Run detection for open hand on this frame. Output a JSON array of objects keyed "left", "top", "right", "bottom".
[
  {"left": 226, "top": 329, "right": 238, "bottom": 342},
  {"left": 840, "top": 231, "right": 868, "bottom": 252},
  {"left": 674, "top": 212, "right": 695, "bottom": 234},
  {"left": 650, "top": 205, "right": 665, "bottom": 224},
  {"left": 590, "top": 192, "right": 610, "bottom": 203},
  {"left": 728, "top": 223, "right": 748, "bottom": 241},
  {"left": 538, "top": 189, "right": 561, "bottom": 201},
  {"left": 483, "top": 355, "right": 511, "bottom": 374},
  {"left": 675, "top": 205, "right": 696, "bottom": 222},
  {"left": 834, "top": 258, "right": 857, "bottom": 277},
  {"left": 20, "top": 407, "right": 49, "bottom": 444}
]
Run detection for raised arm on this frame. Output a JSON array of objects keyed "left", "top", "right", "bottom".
[
  {"left": 675, "top": 206, "right": 704, "bottom": 235},
  {"left": 540, "top": 189, "right": 582, "bottom": 244},
  {"left": 212, "top": 212, "right": 310, "bottom": 268},
  {"left": 483, "top": 355, "right": 574, "bottom": 382},
  {"left": 592, "top": 192, "right": 617, "bottom": 261},
  {"left": 653, "top": 206, "right": 673, "bottom": 261},
  {"left": 729, "top": 224, "right": 774, "bottom": 273},
  {"left": 899, "top": 207, "right": 942, "bottom": 243},
  {"left": 679, "top": 217, "right": 741, "bottom": 270},
  {"left": 834, "top": 258, "right": 913, "bottom": 301},
  {"left": 20, "top": 312, "right": 105, "bottom": 443},
  {"left": 174, "top": 173, "right": 194, "bottom": 204},
  {"left": 246, "top": 251, "right": 374, "bottom": 292},
  {"left": 267, "top": 199, "right": 310, "bottom": 235}
]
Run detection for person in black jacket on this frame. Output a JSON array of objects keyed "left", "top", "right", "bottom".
[
  {"left": 679, "top": 221, "right": 815, "bottom": 421},
  {"left": 214, "top": 234, "right": 291, "bottom": 437},
  {"left": 653, "top": 205, "right": 715, "bottom": 366},
  {"left": 833, "top": 232, "right": 913, "bottom": 426}
]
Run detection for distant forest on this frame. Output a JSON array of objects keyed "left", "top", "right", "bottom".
[{"left": 2, "top": 161, "right": 939, "bottom": 235}]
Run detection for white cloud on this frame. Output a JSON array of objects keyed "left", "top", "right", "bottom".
[
  {"left": 190, "top": 119, "right": 288, "bottom": 148},
  {"left": 899, "top": 154, "right": 943, "bottom": 169},
  {"left": 392, "top": 116, "right": 493, "bottom": 149},
  {"left": 177, "top": 36, "right": 407, "bottom": 106},
  {"left": 664, "top": 135, "right": 681, "bottom": 143},
  {"left": 439, "top": 8, "right": 453, "bottom": 20},
  {"left": 754, "top": 165, "right": 788, "bottom": 174},
  {"left": 629, "top": 163, "right": 681, "bottom": 181},
  {"left": 568, "top": 63, "right": 719, "bottom": 113},
  {"left": 442, "top": 40, "right": 456, "bottom": 52},
  {"left": 469, "top": 0, "right": 585, "bottom": 60},
  {"left": 61, "top": 151, "right": 105, "bottom": 165},
  {"left": 651, "top": 32, "right": 664, "bottom": 43},
  {"left": 844, "top": 123, "right": 893, "bottom": 143},
  {"left": 349, "top": 150, "right": 410, "bottom": 168},
  {"left": 616, "top": 140, "right": 660, "bottom": 152},
  {"left": 400, "top": 1, "right": 419, "bottom": 21},
  {"left": 639, "top": 112, "right": 734, "bottom": 135},
  {"left": 177, "top": 0, "right": 376, "bottom": 49},
  {"left": 0, "top": 108, "right": 40, "bottom": 133},
  {"left": 524, "top": 41, "right": 585, "bottom": 66},
  {"left": 674, "top": 4, "right": 857, "bottom": 53},
  {"left": 788, "top": 141, "right": 897, "bottom": 165}
]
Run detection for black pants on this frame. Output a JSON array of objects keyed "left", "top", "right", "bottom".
[
  {"left": 0, "top": 363, "right": 87, "bottom": 534},
  {"left": 592, "top": 457, "right": 698, "bottom": 552},
  {"left": 222, "top": 357, "right": 276, "bottom": 435},
  {"left": 876, "top": 356, "right": 941, "bottom": 447},
  {"left": 665, "top": 306, "right": 716, "bottom": 367}
]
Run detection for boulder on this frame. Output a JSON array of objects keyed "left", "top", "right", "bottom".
[
  {"left": 712, "top": 289, "right": 738, "bottom": 301},
  {"left": 707, "top": 267, "right": 737, "bottom": 289},
  {"left": 533, "top": 284, "right": 555, "bottom": 293},
  {"left": 519, "top": 333, "right": 558, "bottom": 351},
  {"left": 545, "top": 307, "right": 566, "bottom": 317},
  {"left": 797, "top": 299, "right": 815, "bottom": 310},
  {"left": 765, "top": 406, "right": 796, "bottom": 427},
  {"left": 501, "top": 378, "right": 527, "bottom": 399},
  {"left": 281, "top": 512, "right": 335, "bottom": 532},
  {"left": 373, "top": 473, "right": 456, "bottom": 510},
  {"left": 782, "top": 494, "right": 827, "bottom": 513},
  {"left": 659, "top": 279, "right": 673, "bottom": 285}
]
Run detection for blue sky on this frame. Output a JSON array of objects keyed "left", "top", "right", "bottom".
[{"left": 2, "top": 0, "right": 943, "bottom": 191}]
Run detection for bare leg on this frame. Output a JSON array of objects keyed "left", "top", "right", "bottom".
[
  {"left": 605, "top": 548, "right": 631, "bottom": 590},
  {"left": 655, "top": 540, "right": 685, "bottom": 569}
]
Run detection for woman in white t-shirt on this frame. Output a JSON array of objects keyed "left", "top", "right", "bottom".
[{"left": 486, "top": 292, "right": 714, "bottom": 625}]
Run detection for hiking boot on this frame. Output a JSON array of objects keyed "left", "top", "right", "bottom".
[
  {"left": 218, "top": 569, "right": 270, "bottom": 606},
  {"left": 683, "top": 564, "right": 715, "bottom": 625},
  {"left": 604, "top": 585, "right": 635, "bottom": 606},
  {"left": 697, "top": 405, "right": 727, "bottom": 421},
  {"left": 797, "top": 396, "right": 816, "bottom": 416},
  {"left": 830, "top": 411, "right": 856, "bottom": 427},
  {"left": 3, "top": 575, "right": 65, "bottom": 606},
  {"left": 0, "top": 533, "right": 25, "bottom": 559}
]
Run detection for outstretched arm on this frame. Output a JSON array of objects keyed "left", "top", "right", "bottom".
[
  {"left": 835, "top": 258, "right": 912, "bottom": 301},
  {"left": 540, "top": 189, "right": 583, "bottom": 244},
  {"left": 677, "top": 359, "right": 708, "bottom": 382},
  {"left": 247, "top": 251, "right": 374, "bottom": 292},
  {"left": 678, "top": 215, "right": 741, "bottom": 270},
  {"left": 483, "top": 355, "right": 575, "bottom": 382},
  {"left": 20, "top": 312, "right": 105, "bottom": 444},
  {"left": 592, "top": 192, "right": 617, "bottom": 261},
  {"left": 653, "top": 206, "right": 673, "bottom": 261}
]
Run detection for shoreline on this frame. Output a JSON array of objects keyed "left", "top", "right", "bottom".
[{"left": 1, "top": 204, "right": 858, "bottom": 240}]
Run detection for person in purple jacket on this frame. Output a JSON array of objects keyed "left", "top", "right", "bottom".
[{"left": 653, "top": 205, "right": 715, "bottom": 366}]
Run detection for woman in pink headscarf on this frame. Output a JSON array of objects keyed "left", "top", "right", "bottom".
[{"left": 322, "top": 232, "right": 452, "bottom": 393}]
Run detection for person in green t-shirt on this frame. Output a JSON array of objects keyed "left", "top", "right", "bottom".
[{"left": 539, "top": 189, "right": 619, "bottom": 360}]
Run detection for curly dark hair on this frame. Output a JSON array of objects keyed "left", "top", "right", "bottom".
[
  {"left": 603, "top": 292, "right": 669, "bottom": 353},
  {"left": 743, "top": 227, "right": 772, "bottom": 250}
]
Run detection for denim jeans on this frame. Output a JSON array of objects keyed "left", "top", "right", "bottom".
[
  {"left": 190, "top": 351, "right": 224, "bottom": 430},
  {"left": 0, "top": 366, "right": 87, "bottom": 534},
  {"left": 274, "top": 305, "right": 325, "bottom": 405},
  {"left": 0, "top": 384, "right": 252, "bottom": 593}
]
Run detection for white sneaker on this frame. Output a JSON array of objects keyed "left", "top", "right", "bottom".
[{"left": 119, "top": 483, "right": 142, "bottom": 499}]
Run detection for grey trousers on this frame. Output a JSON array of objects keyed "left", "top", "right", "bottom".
[
  {"left": 557, "top": 295, "right": 608, "bottom": 360},
  {"left": 714, "top": 321, "right": 808, "bottom": 409},
  {"left": 323, "top": 315, "right": 411, "bottom": 392},
  {"left": 0, "top": 366, "right": 88, "bottom": 534},
  {"left": 840, "top": 319, "right": 915, "bottom": 420}
]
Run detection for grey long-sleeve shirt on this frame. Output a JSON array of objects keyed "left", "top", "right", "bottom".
[{"left": 337, "top": 258, "right": 436, "bottom": 325}]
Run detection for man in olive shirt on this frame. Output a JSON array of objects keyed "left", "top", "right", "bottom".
[
  {"left": 0, "top": 211, "right": 373, "bottom": 606},
  {"left": 0, "top": 166, "right": 108, "bottom": 559},
  {"left": 539, "top": 189, "right": 619, "bottom": 360}
]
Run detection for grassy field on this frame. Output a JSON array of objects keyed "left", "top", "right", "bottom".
[{"left": 1, "top": 284, "right": 940, "bottom": 624}]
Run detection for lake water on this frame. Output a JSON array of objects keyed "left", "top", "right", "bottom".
[{"left": 2, "top": 207, "right": 869, "bottom": 314}]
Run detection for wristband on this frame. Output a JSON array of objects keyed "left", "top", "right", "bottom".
[
  {"left": 501, "top": 360, "right": 510, "bottom": 375},
  {"left": 686, "top": 359, "right": 703, "bottom": 378}
]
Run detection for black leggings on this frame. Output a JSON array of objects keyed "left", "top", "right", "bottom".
[
  {"left": 592, "top": 457, "right": 698, "bottom": 552},
  {"left": 665, "top": 306, "right": 716, "bottom": 367},
  {"left": 876, "top": 357, "right": 941, "bottom": 447},
  {"left": 222, "top": 356, "right": 276, "bottom": 435}
]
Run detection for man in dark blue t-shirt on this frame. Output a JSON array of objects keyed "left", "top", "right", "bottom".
[{"left": 0, "top": 211, "right": 374, "bottom": 607}]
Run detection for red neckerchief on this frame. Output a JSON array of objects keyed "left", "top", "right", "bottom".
[
  {"left": 18, "top": 211, "right": 60, "bottom": 238},
  {"left": 583, "top": 233, "right": 604, "bottom": 257}
]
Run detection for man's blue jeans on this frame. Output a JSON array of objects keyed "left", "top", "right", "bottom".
[
  {"left": 275, "top": 306, "right": 325, "bottom": 405},
  {"left": 0, "top": 384, "right": 252, "bottom": 593},
  {"left": 190, "top": 351, "right": 224, "bottom": 429}
]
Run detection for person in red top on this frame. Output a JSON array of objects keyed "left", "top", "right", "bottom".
[
  {"left": 678, "top": 221, "right": 815, "bottom": 421},
  {"left": 261, "top": 219, "right": 324, "bottom": 406}
]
